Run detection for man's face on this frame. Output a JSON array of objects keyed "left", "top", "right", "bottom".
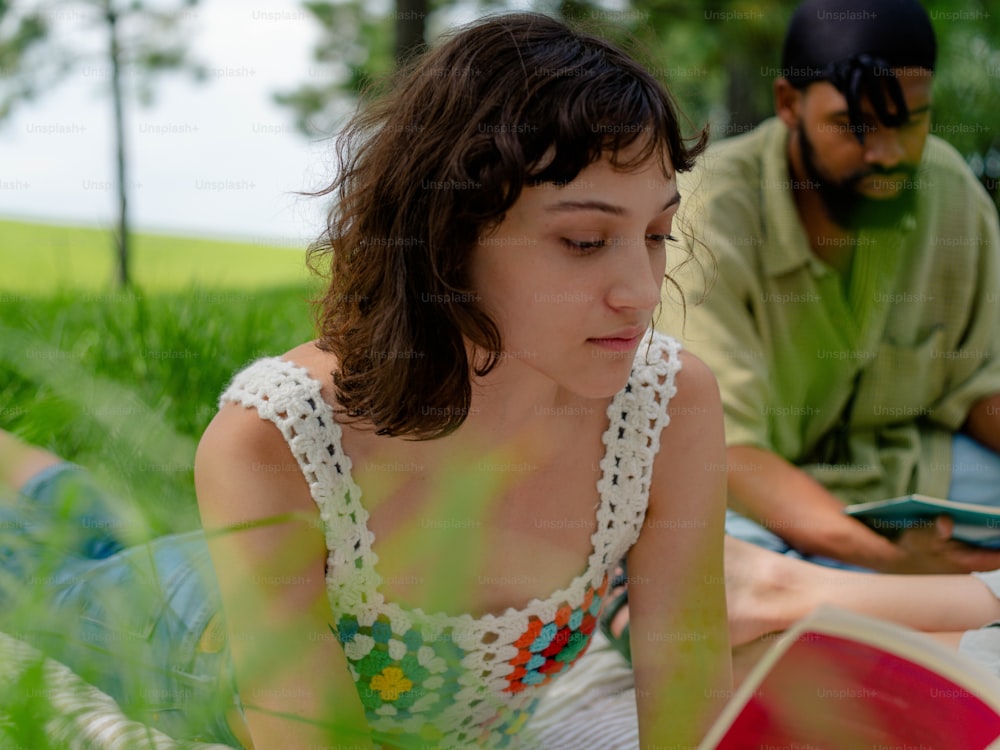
[{"left": 793, "top": 68, "right": 933, "bottom": 229}]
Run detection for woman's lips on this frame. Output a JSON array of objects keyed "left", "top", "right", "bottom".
[{"left": 587, "top": 332, "right": 643, "bottom": 351}]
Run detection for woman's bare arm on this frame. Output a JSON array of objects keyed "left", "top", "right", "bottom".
[
  {"left": 628, "top": 351, "right": 732, "bottom": 748},
  {"left": 195, "top": 404, "right": 374, "bottom": 749}
]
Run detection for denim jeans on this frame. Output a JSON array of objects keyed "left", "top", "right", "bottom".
[{"left": 0, "top": 463, "right": 244, "bottom": 748}]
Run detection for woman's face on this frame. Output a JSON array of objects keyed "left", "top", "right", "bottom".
[{"left": 468, "top": 144, "right": 680, "bottom": 400}]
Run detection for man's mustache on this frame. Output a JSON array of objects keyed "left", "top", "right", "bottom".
[{"left": 845, "top": 163, "right": 919, "bottom": 183}]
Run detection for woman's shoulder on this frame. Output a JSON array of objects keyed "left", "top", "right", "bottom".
[
  {"left": 658, "top": 347, "right": 723, "bottom": 454},
  {"left": 196, "top": 342, "right": 341, "bottom": 523},
  {"left": 212, "top": 341, "right": 351, "bottom": 447},
  {"left": 638, "top": 330, "right": 718, "bottom": 397},
  {"left": 220, "top": 341, "right": 335, "bottom": 403},
  {"left": 195, "top": 399, "right": 313, "bottom": 527},
  {"left": 282, "top": 340, "right": 339, "bottom": 378},
  {"left": 638, "top": 344, "right": 725, "bottom": 524},
  {"left": 626, "top": 332, "right": 722, "bottom": 438},
  {"left": 670, "top": 348, "right": 721, "bottom": 420},
  {"left": 626, "top": 330, "right": 683, "bottom": 393},
  {"left": 615, "top": 332, "right": 720, "bottom": 441}
]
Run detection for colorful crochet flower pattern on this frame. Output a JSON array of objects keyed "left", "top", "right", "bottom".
[
  {"left": 337, "top": 614, "right": 465, "bottom": 720},
  {"left": 504, "top": 575, "right": 608, "bottom": 694}
]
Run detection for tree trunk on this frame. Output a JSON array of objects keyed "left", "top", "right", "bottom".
[
  {"left": 725, "top": 57, "right": 765, "bottom": 138},
  {"left": 107, "top": 3, "right": 130, "bottom": 288},
  {"left": 394, "top": 0, "right": 426, "bottom": 68}
]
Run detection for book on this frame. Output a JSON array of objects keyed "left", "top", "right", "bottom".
[
  {"left": 845, "top": 494, "right": 1000, "bottom": 549},
  {"left": 698, "top": 605, "right": 1000, "bottom": 750}
]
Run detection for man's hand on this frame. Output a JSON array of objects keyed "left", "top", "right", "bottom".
[{"left": 887, "top": 515, "right": 1000, "bottom": 573}]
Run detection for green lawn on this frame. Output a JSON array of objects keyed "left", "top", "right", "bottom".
[
  {"left": 0, "top": 211, "right": 366, "bottom": 742},
  {"left": 0, "top": 218, "right": 314, "bottom": 293},
  {"left": 0, "top": 221, "right": 336, "bottom": 746},
  {"left": 0, "top": 218, "right": 322, "bottom": 533}
]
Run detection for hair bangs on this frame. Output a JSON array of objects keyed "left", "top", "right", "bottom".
[{"left": 524, "top": 59, "right": 701, "bottom": 189}]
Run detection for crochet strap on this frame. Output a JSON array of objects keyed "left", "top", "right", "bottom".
[
  {"left": 220, "top": 358, "right": 376, "bottom": 611},
  {"left": 593, "top": 331, "right": 682, "bottom": 570},
  {"left": 220, "top": 332, "right": 682, "bottom": 625}
]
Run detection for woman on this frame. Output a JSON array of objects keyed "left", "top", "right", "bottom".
[
  {"left": 6, "top": 14, "right": 731, "bottom": 748},
  {"left": 202, "top": 12, "right": 730, "bottom": 748}
]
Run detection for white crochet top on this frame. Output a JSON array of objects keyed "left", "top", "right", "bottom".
[{"left": 220, "top": 330, "right": 682, "bottom": 748}]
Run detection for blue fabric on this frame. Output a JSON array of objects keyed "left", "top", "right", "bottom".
[
  {"left": 723, "top": 509, "right": 870, "bottom": 570},
  {"left": 725, "top": 433, "right": 1000, "bottom": 570},
  {"left": 0, "top": 463, "right": 244, "bottom": 748},
  {"left": 947, "top": 432, "right": 1000, "bottom": 506}
]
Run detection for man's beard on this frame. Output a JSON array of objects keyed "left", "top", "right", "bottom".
[{"left": 797, "top": 122, "right": 919, "bottom": 230}]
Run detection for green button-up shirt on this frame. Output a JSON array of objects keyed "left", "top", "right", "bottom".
[{"left": 660, "top": 118, "right": 1000, "bottom": 503}]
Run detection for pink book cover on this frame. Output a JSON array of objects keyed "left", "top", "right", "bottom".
[{"left": 699, "top": 606, "right": 1000, "bottom": 750}]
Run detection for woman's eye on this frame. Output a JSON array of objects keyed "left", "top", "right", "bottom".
[
  {"left": 563, "top": 238, "right": 606, "bottom": 254},
  {"left": 563, "top": 234, "right": 676, "bottom": 254}
]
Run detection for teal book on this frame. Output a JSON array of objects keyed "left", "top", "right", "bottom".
[{"left": 845, "top": 494, "right": 1000, "bottom": 548}]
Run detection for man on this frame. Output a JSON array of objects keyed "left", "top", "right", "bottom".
[{"left": 660, "top": 0, "right": 1000, "bottom": 573}]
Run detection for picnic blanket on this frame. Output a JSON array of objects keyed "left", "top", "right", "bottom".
[{"left": 0, "top": 630, "right": 231, "bottom": 750}]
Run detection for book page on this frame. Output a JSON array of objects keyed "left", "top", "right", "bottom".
[{"left": 699, "top": 606, "right": 1000, "bottom": 750}]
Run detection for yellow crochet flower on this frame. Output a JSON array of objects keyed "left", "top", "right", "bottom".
[
  {"left": 504, "top": 711, "right": 530, "bottom": 735},
  {"left": 370, "top": 666, "right": 413, "bottom": 701}
]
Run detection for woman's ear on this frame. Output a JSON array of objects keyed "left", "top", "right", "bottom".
[{"left": 774, "top": 77, "right": 803, "bottom": 130}]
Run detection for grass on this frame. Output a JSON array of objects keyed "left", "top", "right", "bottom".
[
  {"left": 0, "top": 220, "right": 327, "bottom": 746},
  {"left": 0, "top": 219, "right": 322, "bottom": 531},
  {"left": 0, "top": 218, "right": 313, "bottom": 294},
  {"left": 0, "top": 287, "right": 318, "bottom": 533}
]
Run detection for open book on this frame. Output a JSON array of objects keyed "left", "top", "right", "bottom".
[
  {"left": 845, "top": 494, "right": 1000, "bottom": 548},
  {"left": 698, "top": 605, "right": 1000, "bottom": 749}
]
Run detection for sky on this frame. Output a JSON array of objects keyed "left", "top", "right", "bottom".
[{"left": 0, "top": 0, "right": 337, "bottom": 247}]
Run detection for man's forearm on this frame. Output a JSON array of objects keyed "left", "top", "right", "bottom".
[{"left": 726, "top": 444, "right": 903, "bottom": 570}]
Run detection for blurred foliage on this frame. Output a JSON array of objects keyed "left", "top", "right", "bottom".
[
  {"left": 273, "top": 0, "right": 389, "bottom": 135},
  {"left": 273, "top": 0, "right": 428, "bottom": 136},
  {"left": 277, "top": 0, "right": 1000, "bottom": 203},
  {"left": 0, "top": 1, "right": 51, "bottom": 120},
  {"left": 0, "top": 0, "right": 206, "bottom": 124},
  {"left": 929, "top": 11, "right": 1000, "bottom": 198}
]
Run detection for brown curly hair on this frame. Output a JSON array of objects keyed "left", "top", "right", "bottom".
[{"left": 309, "top": 12, "right": 707, "bottom": 439}]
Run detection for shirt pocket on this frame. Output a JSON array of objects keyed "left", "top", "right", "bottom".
[{"left": 850, "top": 327, "right": 947, "bottom": 428}]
